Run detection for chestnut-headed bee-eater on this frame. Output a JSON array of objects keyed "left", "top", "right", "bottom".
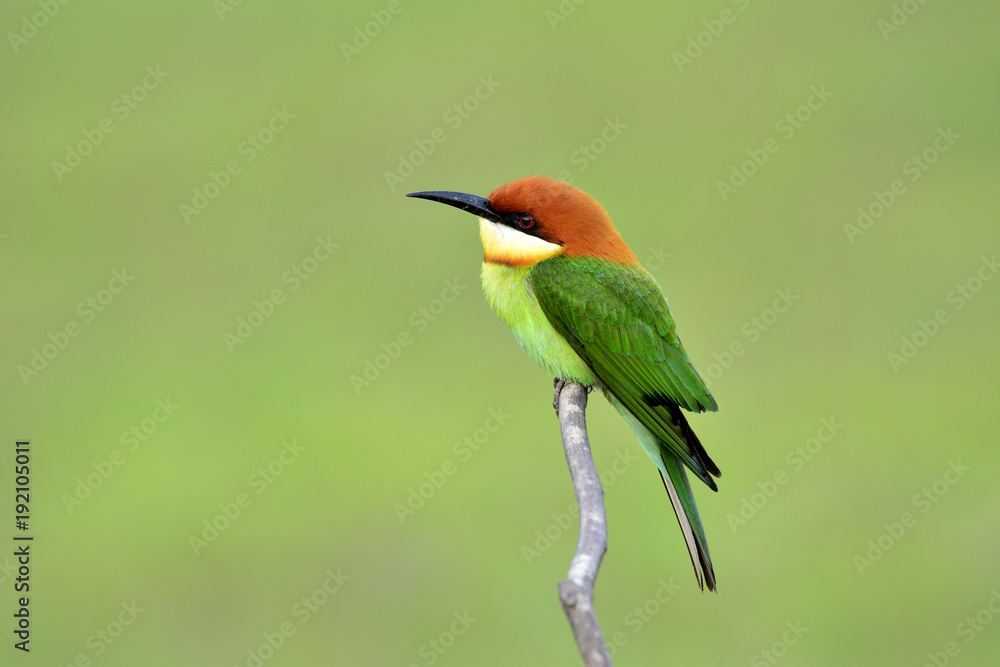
[{"left": 408, "top": 176, "right": 721, "bottom": 591}]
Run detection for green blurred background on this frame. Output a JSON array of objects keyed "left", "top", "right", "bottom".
[{"left": 3, "top": 1, "right": 999, "bottom": 665}]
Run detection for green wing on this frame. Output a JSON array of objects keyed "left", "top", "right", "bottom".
[{"left": 531, "top": 255, "right": 721, "bottom": 489}]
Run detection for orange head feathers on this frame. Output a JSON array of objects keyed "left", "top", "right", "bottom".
[
  {"left": 407, "top": 176, "right": 638, "bottom": 268},
  {"left": 487, "top": 176, "right": 638, "bottom": 265}
]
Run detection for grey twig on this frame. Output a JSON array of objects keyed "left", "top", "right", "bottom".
[{"left": 556, "top": 381, "right": 613, "bottom": 667}]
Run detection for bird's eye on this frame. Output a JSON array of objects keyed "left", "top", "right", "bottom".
[{"left": 518, "top": 214, "right": 536, "bottom": 229}]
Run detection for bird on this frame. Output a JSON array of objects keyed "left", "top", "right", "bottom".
[{"left": 407, "top": 176, "right": 721, "bottom": 591}]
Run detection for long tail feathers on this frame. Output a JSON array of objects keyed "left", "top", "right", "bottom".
[
  {"left": 607, "top": 393, "right": 716, "bottom": 591},
  {"left": 659, "top": 451, "right": 716, "bottom": 592}
]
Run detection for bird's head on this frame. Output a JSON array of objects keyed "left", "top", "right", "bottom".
[{"left": 408, "top": 176, "right": 637, "bottom": 267}]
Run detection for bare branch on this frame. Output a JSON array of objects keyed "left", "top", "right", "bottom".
[{"left": 556, "top": 382, "right": 613, "bottom": 667}]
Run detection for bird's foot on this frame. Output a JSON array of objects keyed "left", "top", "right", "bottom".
[
  {"left": 553, "top": 378, "right": 566, "bottom": 415},
  {"left": 553, "top": 379, "right": 594, "bottom": 416}
]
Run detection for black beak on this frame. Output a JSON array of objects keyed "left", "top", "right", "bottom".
[{"left": 406, "top": 190, "right": 508, "bottom": 226}]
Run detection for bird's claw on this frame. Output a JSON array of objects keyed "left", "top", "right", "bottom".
[
  {"left": 553, "top": 379, "right": 593, "bottom": 417},
  {"left": 553, "top": 378, "right": 566, "bottom": 415}
]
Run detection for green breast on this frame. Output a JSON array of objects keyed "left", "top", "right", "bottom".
[{"left": 480, "top": 262, "right": 597, "bottom": 384}]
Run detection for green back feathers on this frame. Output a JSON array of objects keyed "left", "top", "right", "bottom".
[{"left": 531, "top": 256, "right": 720, "bottom": 488}]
